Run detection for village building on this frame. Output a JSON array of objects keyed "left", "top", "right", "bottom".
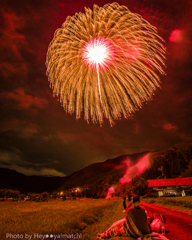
[{"left": 147, "top": 177, "right": 192, "bottom": 197}]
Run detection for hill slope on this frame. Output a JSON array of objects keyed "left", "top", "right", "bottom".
[
  {"left": 0, "top": 168, "right": 67, "bottom": 193},
  {"left": 0, "top": 152, "right": 146, "bottom": 193},
  {"left": 0, "top": 142, "right": 192, "bottom": 193}
]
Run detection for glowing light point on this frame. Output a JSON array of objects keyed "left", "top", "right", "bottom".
[
  {"left": 82, "top": 38, "right": 114, "bottom": 70},
  {"left": 86, "top": 42, "right": 105, "bottom": 63}
]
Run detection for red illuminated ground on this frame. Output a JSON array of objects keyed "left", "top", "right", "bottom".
[{"left": 142, "top": 202, "right": 192, "bottom": 240}]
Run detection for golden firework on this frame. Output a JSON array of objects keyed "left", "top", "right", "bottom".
[{"left": 46, "top": 2, "right": 166, "bottom": 126}]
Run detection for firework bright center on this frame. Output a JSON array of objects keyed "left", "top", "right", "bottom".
[
  {"left": 82, "top": 38, "right": 114, "bottom": 70},
  {"left": 88, "top": 45, "right": 106, "bottom": 64}
]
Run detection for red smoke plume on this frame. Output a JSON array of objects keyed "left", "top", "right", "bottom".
[
  {"left": 105, "top": 186, "right": 115, "bottom": 199},
  {"left": 119, "top": 154, "right": 150, "bottom": 185},
  {"left": 105, "top": 154, "right": 150, "bottom": 198}
]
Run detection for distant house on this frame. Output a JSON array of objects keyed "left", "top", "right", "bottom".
[
  {"left": 81, "top": 184, "right": 91, "bottom": 190},
  {"left": 147, "top": 177, "right": 192, "bottom": 197}
]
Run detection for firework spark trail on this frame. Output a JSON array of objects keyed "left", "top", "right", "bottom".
[
  {"left": 46, "top": 3, "right": 166, "bottom": 126},
  {"left": 96, "top": 65, "right": 102, "bottom": 103},
  {"left": 83, "top": 37, "right": 115, "bottom": 106}
]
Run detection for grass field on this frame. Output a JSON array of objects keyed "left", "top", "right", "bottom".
[
  {"left": 142, "top": 196, "right": 192, "bottom": 214},
  {"left": 0, "top": 198, "right": 127, "bottom": 240},
  {"left": 159, "top": 196, "right": 192, "bottom": 202},
  {"left": 1, "top": 197, "right": 192, "bottom": 240}
]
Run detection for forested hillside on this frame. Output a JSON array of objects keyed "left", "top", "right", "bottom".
[{"left": 142, "top": 142, "right": 192, "bottom": 179}]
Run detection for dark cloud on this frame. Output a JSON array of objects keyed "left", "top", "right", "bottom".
[
  {"left": 0, "top": 88, "right": 48, "bottom": 109},
  {"left": 0, "top": 0, "right": 192, "bottom": 176}
]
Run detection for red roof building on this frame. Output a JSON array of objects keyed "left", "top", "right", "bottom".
[{"left": 148, "top": 177, "right": 192, "bottom": 188}]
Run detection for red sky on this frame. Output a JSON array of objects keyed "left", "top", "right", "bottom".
[{"left": 0, "top": 0, "right": 192, "bottom": 176}]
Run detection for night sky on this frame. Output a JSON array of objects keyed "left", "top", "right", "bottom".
[{"left": 0, "top": 0, "right": 192, "bottom": 177}]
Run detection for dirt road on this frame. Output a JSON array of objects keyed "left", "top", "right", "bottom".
[{"left": 141, "top": 202, "right": 192, "bottom": 240}]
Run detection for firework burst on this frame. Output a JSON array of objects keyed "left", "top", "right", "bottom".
[{"left": 46, "top": 2, "right": 166, "bottom": 126}]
